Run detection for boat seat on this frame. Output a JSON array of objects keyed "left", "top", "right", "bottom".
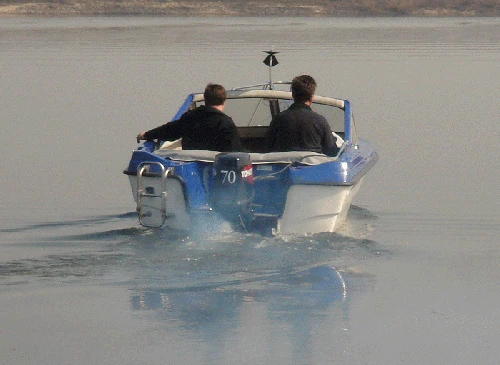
[
  {"left": 238, "top": 126, "right": 269, "bottom": 153},
  {"left": 153, "top": 150, "right": 337, "bottom": 165}
]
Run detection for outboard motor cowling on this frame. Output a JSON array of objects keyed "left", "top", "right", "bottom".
[{"left": 212, "top": 152, "right": 254, "bottom": 227}]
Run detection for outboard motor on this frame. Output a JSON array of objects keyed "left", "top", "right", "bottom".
[{"left": 212, "top": 152, "right": 254, "bottom": 229}]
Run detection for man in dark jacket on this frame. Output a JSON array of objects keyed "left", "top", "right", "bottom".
[
  {"left": 137, "top": 83, "right": 242, "bottom": 152},
  {"left": 266, "top": 75, "right": 338, "bottom": 156}
]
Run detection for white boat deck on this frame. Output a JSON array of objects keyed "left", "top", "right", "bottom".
[{"left": 153, "top": 149, "right": 338, "bottom": 165}]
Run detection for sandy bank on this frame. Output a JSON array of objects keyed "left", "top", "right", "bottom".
[{"left": 1, "top": 0, "right": 498, "bottom": 17}]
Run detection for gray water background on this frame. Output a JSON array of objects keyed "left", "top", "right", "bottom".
[{"left": 1, "top": 17, "right": 499, "bottom": 364}]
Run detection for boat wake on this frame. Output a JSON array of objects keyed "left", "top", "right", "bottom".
[
  {"left": 0, "top": 206, "right": 387, "bottom": 354},
  {"left": 0, "top": 212, "right": 138, "bottom": 234},
  {"left": 0, "top": 206, "right": 385, "bottom": 291}
]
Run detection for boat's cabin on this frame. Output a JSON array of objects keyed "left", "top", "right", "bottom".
[{"left": 166, "top": 89, "right": 357, "bottom": 154}]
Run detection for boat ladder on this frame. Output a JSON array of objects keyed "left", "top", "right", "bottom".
[{"left": 136, "top": 162, "right": 173, "bottom": 228}]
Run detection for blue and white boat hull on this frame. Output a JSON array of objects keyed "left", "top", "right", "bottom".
[{"left": 124, "top": 61, "right": 378, "bottom": 235}]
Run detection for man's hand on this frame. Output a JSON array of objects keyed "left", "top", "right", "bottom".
[{"left": 136, "top": 132, "right": 146, "bottom": 143}]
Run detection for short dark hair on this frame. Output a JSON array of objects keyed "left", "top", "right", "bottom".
[
  {"left": 291, "top": 75, "right": 317, "bottom": 103},
  {"left": 204, "top": 83, "right": 227, "bottom": 106}
]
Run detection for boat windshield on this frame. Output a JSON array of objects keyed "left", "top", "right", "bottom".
[{"left": 195, "top": 98, "right": 345, "bottom": 134}]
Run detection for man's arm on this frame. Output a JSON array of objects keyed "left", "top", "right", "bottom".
[
  {"left": 137, "top": 118, "right": 185, "bottom": 143},
  {"left": 321, "top": 120, "right": 340, "bottom": 156}
]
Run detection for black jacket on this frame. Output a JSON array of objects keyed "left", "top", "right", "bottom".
[
  {"left": 266, "top": 102, "right": 338, "bottom": 155},
  {"left": 144, "top": 105, "right": 242, "bottom": 152}
]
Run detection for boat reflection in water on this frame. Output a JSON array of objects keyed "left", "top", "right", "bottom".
[{"left": 130, "top": 265, "right": 349, "bottom": 352}]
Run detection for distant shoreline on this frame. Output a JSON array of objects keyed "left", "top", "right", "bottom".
[{"left": 1, "top": 0, "right": 499, "bottom": 17}]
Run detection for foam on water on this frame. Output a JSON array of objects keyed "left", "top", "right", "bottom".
[{"left": 0, "top": 207, "right": 382, "bottom": 294}]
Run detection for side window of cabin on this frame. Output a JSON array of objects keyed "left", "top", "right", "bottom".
[{"left": 312, "top": 103, "right": 345, "bottom": 138}]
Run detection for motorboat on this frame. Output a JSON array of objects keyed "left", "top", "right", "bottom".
[{"left": 123, "top": 52, "right": 378, "bottom": 235}]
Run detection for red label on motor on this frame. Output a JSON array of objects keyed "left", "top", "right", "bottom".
[{"left": 241, "top": 165, "right": 253, "bottom": 184}]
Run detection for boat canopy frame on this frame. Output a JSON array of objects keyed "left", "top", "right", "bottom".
[{"left": 191, "top": 89, "right": 345, "bottom": 109}]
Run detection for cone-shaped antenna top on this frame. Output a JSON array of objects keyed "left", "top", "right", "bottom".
[{"left": 263, "top": 51, "right": 279, "bottom": 67}]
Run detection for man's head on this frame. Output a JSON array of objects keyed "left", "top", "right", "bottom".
[
  {"left": 291, "top": 75, "right": 317, "bottom": 103},
  {"left": 204, "top": 83, "right": 227, "bottom": 107}
]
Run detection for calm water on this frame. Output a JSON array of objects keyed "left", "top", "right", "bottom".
[{"left": 1, "top": 17, "right": 499, "bottom": 365}]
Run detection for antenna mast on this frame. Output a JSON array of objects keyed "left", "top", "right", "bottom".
[{"left": 263, "top": 51, "right": 279, "bottom": 89}]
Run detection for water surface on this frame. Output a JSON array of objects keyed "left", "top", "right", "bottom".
[{"left": 1, "top": 17, "right": 499, "bottom": 365}]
